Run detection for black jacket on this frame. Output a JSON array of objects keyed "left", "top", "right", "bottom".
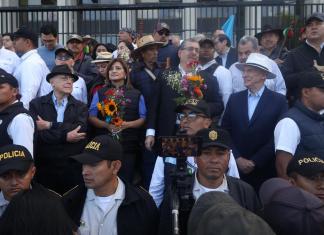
[
  {"left": 147, "top": 68, "right": 224, "bottom": 137},
  {"left": 74, "top": 53, "right": 98, "bottom": 89},
  {"left": 62, "top": 180, "right": 159, "bottom": 235},
  {"left": 158, "top": 175, "right": 262, "bottom": 235},
  {"left": 29, "top": 91, "right": 88, "bottom": 165}
]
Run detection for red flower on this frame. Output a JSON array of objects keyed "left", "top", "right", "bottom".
[
  {"left": 194, "top": 87, "right": 203, "bottom": 98},
  {"left": 105, "top": 89, "right": 115, "bottom": 96}
]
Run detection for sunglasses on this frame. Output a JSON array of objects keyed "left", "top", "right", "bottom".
[
  {"left": 56, "top": 55, "right": 72, "bottom": 61},
  {"left": 158, "top": 30, "right": 170, "bottom": 36}
]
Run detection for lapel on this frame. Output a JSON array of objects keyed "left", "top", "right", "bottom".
[
  {"left": 249, "top": 87, "right": 270, "bottom": 125},
  {"left": 240, "top": 90, "right": 250, "bottom": 126}
]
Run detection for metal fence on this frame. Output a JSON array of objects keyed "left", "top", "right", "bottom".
[{"left": 0, "top": 1, "right": 323, "bottom": 47}]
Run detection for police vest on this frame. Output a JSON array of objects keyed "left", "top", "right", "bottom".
[
  {"left": 0, "top": 102, "right": 34, "bottom": 147},
  {"left": 284, "top": 100, "right": 324, "bottom": 158},
  {"left": 97, "top": 86, "right": 141, "bottom": 152}
]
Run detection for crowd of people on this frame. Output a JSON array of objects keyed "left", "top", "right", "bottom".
[{"left": 0, "top": 11, "right": 324, "bottom": 235}]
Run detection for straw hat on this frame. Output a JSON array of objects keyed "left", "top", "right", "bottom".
[
  {"left": 91, "top": 52, "right": 113, "bottom": 63},
  {"left": 132, "top": 35, "right": 164, "bottom": 58}
]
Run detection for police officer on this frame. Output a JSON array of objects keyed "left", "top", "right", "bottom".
[{"left": 0, "top": 69, "right": 35, "bottom": 156}]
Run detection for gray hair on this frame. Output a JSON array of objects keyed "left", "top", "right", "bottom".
[
  {"left": 179, "top": 38, "right": 199, "bottom": 50},
  {"left": 238, "top": 36, "right": 259, "bottom": 50}
]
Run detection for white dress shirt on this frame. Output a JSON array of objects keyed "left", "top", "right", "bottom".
[
  {"left": 230, "top": 60, "right": 286, "bottom": 95},
  {"left": 0, "top": 192, "right": 9, "bottom": 217},
  {"left": 197, "top": 60, "right": 233, "bottom": 107},
  {"left": 0, "top": 47, "right": 20, "bottom": 74},
  {"left": 13, "top": 49, "right": 51, "bottom": 109},
  {"left": 149, "top": 153, "right": 239, "bottom": 207},
  {"left": 79, "top": 177, "right": 125, "bottom": 235},
  {"left": 72, "top": 76, "right": 88, "bottom": 104}
]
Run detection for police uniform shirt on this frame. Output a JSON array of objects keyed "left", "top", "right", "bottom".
[
  {"left": 192, "top": 173, "right": 229, "bottom": 201},
  {"left": 0, "top": 191, "right": 9, "bottom": 217},
  {"left": 79, "top": 177, "right": 125, "bottom": 235}
]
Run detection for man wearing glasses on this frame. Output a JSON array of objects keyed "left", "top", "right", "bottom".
[{"left": 153, "top": 22, "right": 180, "bottom": 68}]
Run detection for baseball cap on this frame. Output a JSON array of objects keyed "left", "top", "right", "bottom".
[
  {"left": 13, "top": 26, "right": 38, "bottom": 46},
  {"left": 298, "top": 71, "right": 324, "bottom": 88},
  {"left": 67, "top": 34, "right": 83, "bottom": 44},
  {"left": 259, "top": 178, "right": 324, "bottom": 235},
  {"left": 0, "top": 145, "right": 34, "bottom": 176},
  {"left": 71, "top": 135, "right": 123, "bottom": 164},
  {"left": 306, "top": 12, "right": 324, "bottom": 26},
  {"left": 0, "top": 69, "right": 18, "bottom": 88},
  {"left": 195, "top": 127, "right": 231, "bottom": 150},
  {"left": 55, "top": 47, "right": 74, "bottom": 60},
  {"left": 155, "top": 22, "right": 170, "bottom": 32},
  {"left": 287, "top": 153, "right": 324, "bottom": 177},
  {"left": 175, "top": 99, "right": 211, "bottom": 118}
]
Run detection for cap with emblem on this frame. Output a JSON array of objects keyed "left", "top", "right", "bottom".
[
  {"left": 195, "top": 128, "right": 231, "bottom": 150},
  {"left": 287, "top": 153, "right": 324, "bottom": 177},
  {"left": 71, "top": 135, "right": 123, "bottom": 164},
  {"left": 155, "top": 22, "right": 170, "bottom": 32},
  {"left": 0, "top": 144, "right": 33, "bottom": 176},
  {"left": 0, "top": 68, "right": 18, "bottom": 88},
  {"left": 67, "top": 34, "right": 83, "bottom": 44},
  {"left": 298, "top": 71, "right": 324, "bottom": 89},
  {"left": 175, "top": 99, "right": 211, "bottom": 118},
  {"left": 306, "top": 12, "right": 324, "bottom": 26}
]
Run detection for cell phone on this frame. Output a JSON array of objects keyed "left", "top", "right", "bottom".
[{"left": 157, "top": 136, "right": 201, "bottom": 158}]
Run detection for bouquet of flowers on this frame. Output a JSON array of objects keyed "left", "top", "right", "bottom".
[
  {"left": 165, "top": 60, "right": 207, "bottom": 105},
  {"left": 97, "top": 88, "right": 131, "bottom": 139}
]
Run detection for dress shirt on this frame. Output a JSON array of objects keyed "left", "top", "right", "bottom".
[
  {"left": 72, "top": 76, "right": 88, "bottom": 104},
  {"left": 149, "top": 153, "right": 239, "bottom": 207},
  {"left": 192, "top": 173, "right": 229, "bottom": 200},
  {"left": 0, "top": 47, "right": 20, "bottom": 74},
  {"left": 13, "top": 49, "right": 51, "bottom": 109},
  {"left": 247, "top": 86, "right": 265, "bottom": 120},
  {"left": 197, "top": 60, "right": 233, "bottom": 107},
  {"left": 79, "top": 177, "right": 125, "bottom": 235},
  {"left": 230, "top": 60, "right": 286, "bottom": 95},
  {"left": 52, "top": 93, "right": 68, "bottom": 122},
  {"left": 218, "top": 48, "right": 230, "bottom": 67},
  {"left": 0, "top": 192, "right": 9, "bottom": 217},
  {"left": 7, "top": 101, "right": 35, "bottom": 157}
]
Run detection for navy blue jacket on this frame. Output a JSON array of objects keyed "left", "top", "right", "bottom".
[
  {"left": 222, "top": 87, "right": 288, "bottom": 188},
  {"left": 157, "top": 41, "right": 180, "bottom": 68}
]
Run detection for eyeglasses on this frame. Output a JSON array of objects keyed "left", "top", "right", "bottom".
[
  {"left": 182, "top": 47, "right": 199, "bottom": 53},
  {"left": 158, "top": 30, "right": 170, "bottom": 36},
  {"left": 178, "top": 112, "right": 206, "bottom": 121},
  {"left": 56, "top": 55, "right": 72, "bottom": 61}
]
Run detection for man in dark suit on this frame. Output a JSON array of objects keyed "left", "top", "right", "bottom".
[
  {"left": 222, "top": 53, "right": 288, "bottom": 190},
  {"left": 145, "top": 38, "right": 223, "bottom": 151},
  {"left": 214, "top": 34, "right": 237, "bottom": 69}
]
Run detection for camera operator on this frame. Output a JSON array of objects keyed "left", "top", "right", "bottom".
[
  {"left": 149, "top": 100, "right": 239, "bottom": 208},
  {"left": 158, "top": 127, "right": 262, "bottom": 235}
]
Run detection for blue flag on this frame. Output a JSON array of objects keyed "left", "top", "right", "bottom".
[{"left": 221, "top": 15, "right": 235, "bottom": 45}]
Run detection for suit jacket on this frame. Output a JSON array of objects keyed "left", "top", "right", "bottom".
[
  {"left": 222, "top": 87, "right": 288, "bottom": 188},
  {"left": 216, "top": 47, "right": 237, "bottom": 69},
  {"left": 147, "top": 67, "right": 224, "bottom": 137}
]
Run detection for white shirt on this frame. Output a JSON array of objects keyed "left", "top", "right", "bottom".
[
  {"left": 192, "top": 173, "right": 229, "bottom": 201},
  {"left": 149, "top": 153, "right": 240, "bottom": 207},
  {"left": 219, "top": 48, "right": 229, "bottom": 67},
  {"left": 13, "top": 49, "right": 51, "bottom": 109},
  {"left": 197, "top": 60, "right": 233, "bottom": 107},
  {"left": 72, "top": 76, "right": 88, "bottom": 104},
  {"left": 6, "top": 101, "right": 35, "bottom": 157},
  {"left": 0, "top": 192, "right": 9, "bottom": 217},
  {"left": 79, "top": 177, "right": 125, "bottom": 235},
  {"left": 0, "top": 47, "right": 20, "bottom": 74},
  {"left": 274, "top": 117, "right": 301, "bottom": 155},
  {"left": 230, "top": 60, "right": 286, "bottom": 95}
]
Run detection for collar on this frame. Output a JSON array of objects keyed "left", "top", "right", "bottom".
[
  {"left": 178, "top": 64, "right": 199, "bottom": 76},
  {"left": 52, "top": 92, "right": 68, "bottom": 107},
  {"left": 86, "top": 177, "right": 125, "bottom": 202},
  {"left": 219, "top": 47, "right": 230, "bottom": 57},
  {"left": 305, "top": 40, "right": 324, "bottom": 50},
  {"left": 74, "top": 52, "right": 84, "bottom": 62},
  {"left": 20, "top": 49, "right": 37, "bottom": 61},
  {"left": 0, "top": 192, "right": 9, "bottom": 207},
  {"left": 198, "top": 60, "right": 216, "bottom": 70},
  {"left": 248, "top": 85, "right": 265, "bottom": 97},
  {"left": 193, "top": 173, "right": 229, "bottom": 195}
]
